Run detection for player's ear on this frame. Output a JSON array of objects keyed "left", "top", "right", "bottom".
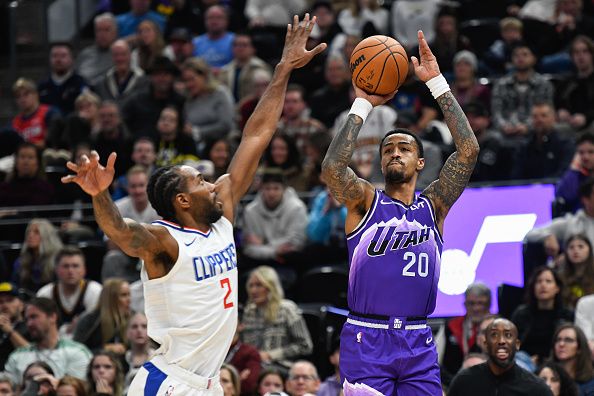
[
  {"left": 175, "top": 192, "right": 191, "bottom": 209},
  {"left": 416, "top": 157, "right": 425, "bottom": 171}
]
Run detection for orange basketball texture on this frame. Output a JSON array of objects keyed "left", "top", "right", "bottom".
[{"left": 350, "top": 35, "right": 409, "bottom": 95}]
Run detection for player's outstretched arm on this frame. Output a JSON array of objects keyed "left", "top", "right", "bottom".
[
  {"left": 61, "top": 151, "right": 163, "bottom": 260},
  {"left": 226, "top": 14, "right": 326, "bottom": 206},
  {"left": 321, "top": 86, "right": 394, "bottom": 210},
  {"left": 413, "top": 30, "right": 479, "bottom": 228}
]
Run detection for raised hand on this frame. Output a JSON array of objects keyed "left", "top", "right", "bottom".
[
  {"left": 280, "top": 13, "right": 327, "bottom": 69},
  {"left": 61, "top": 151, "right": 116, "bottom": 197},
  {"left": 353, "top": 84, "right": 396, "bottom": 107},
  {"left": 411, "top": 30, "right": 441, "bottom": 83}
]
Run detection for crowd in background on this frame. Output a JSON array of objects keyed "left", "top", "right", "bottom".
[{"left": 1, "top": 0, "right": 594, "bottom": 394}]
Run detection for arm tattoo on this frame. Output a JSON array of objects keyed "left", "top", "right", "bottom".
[
  {"left": 321, "top": 114, "right": 365, "bottom": 203},
  {"left": 424, "top": 91, "right": 479, "bottom": 218}
]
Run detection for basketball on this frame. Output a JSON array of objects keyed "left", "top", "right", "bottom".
[{"left": 350, "top": 35, "right": 409, "bottom": 95}]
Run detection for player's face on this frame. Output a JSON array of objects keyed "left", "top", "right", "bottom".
[
  {"left": 91, "top": 355, "right": 116, "bottom": 384},
  {"left": 56, "top": 255, "right": 86, "bottom": 287},
  {"left": 566, "top": 238, "right": 590, "bottom": 264},
  {"left": 533, "top": 269, "right": 559, "bottom": 303},
  {"left": 577, "top": 141, "right": 594, "bottom": 170},
  {"left": 554, "top": 328, "right": 579, "bottom": 361},
  {"left": 485, "top": 319, "right": 519, "bottom": 369},
  {"left": 380, "top": 134, "right": 423, "bottom": 185},
  {"left": 180, "top": 167, "right": 224, "bottom": 224},
  {"left": 220, "top": 368, "right": 236, "bottom": 396},
  {"left": 258, "top": 373, "right": 284, "bottom": 395},
  {"left": 538, "top": 367, "right": 561, "bottom": 396}
]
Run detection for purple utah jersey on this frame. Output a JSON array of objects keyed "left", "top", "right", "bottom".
[{"left": 347, "top": 190, "right": 443, "bottom": 317}]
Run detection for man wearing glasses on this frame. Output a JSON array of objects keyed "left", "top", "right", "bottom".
[{"left": 285, "top": 360, "right": 320, "bottom": 396}]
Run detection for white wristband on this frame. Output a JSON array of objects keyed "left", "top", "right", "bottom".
[
  {"left": 348, "top": 98, "right": 373, "bottom": 123},
  {"left": 425, "top": 74, "right": 450, "bottom": 99}
]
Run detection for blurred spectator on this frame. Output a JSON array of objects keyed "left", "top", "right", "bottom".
[
  {"left": 309, "top": 55, "right": 351, "bottom": 129},
  {"left": 441, "top": 282, "right": 492, "bottom": 377},
  {"left": 242, "top": 266, "right": 313, "bottom": 369},
  {"left": 0, "top": 374, "right": 15, "bottom": 396},
  {"left": 73, "top": 278, "right": 131, "bottom": 355},
  {"left": 556, "top": 132, "right": 594, "bottom": 214},
  {"left": 484, "top": 17, "right": 524, "bottom": 75},
  {"left": 285, "top": 360, "right": 321, "bottom": 396},
  {"left": 93, "top": 40, "right": 147, "bottom": 105},
  {"left": 5, "top": 298, "right": 92, "bottom": 387},
  {"left": 121, "top": 56, "right": 184, "bottom": 142},
  {"left": 19, "top": 361, "right": 58, "bottom": 396},
  {"left": 164, "top": 0, "right": 205, "bottom": 38},
  {"left": 461, "top": 352, "right": 488, "bottom": 370},
  {"left": 38, "top": 43, "right": 87, "bottom": 116},
  {"left": 331, "top": 87, "right": 397, "bottom": 180},
  {"left": 237, "top": 68, "right": 272, "bottom": 130},
  {"left": 221, "top": 364, "right": 241, "bottom": 396},
  {"left": 103, "top": 167, "right": 160, "bottom": 282},
  {"left": 245, "top": 0, "right": 305, "bottom": 28},
  {"left": 36, "top": 246, "right": 102, "bottom": 339},
  {"left": 451, "top": 51, "right": 491, "bottom": 109},
  {"left": 278, "top": 84, "right": 327, "bottom": 156},
  {"left": 11, "top": 78, "right": 60, "bottom": 149},
  {"left": 112, "top": 137, "right": 157, "bottom": 200},
  {"left": 536, "top": 360, "right": 580, "bottom": 396},
  {"left": 556, "top": 234, "right": 594, "bottom": 309},
  {"left": 0, "top": 283, "right": 29, "bottom": 371},
  {"left": 92, "top": 101, "right": 133, "bottom": 177},
  {"left": 49, "top": 91, "right": 102, "bottom": 151},
  {"left": 491, "top": 42, "right": 554, "bottom": 136},
  {"left": 464, "top": 102, "right": 514, "bottom": 182},
  {"left": 337, "top": 0, "right": 389, "bottom": 37},
  {"left": 192, "top": 5, "right": 235, "bottom": 69},
  {"left": 182, "top": 58, "right": 235, "bottom": 148},
  {"left": 310, "top": 1, "right": 344, "bottom": 55},
  {"left": 575, "top": 295, "right": 594, "bottom": 359},
  {"left": 511, "top": 0, "right": 557, "bottom": 22},
  {"left": 556, "top": 35, "right": 594, "bottom": 131},
  {"left": 219, "top": 33, "right": 272, "bottom": 102},
  {"left": 131, "top": 20, "right": 172, "bottom": 72},
  {"left": 241, "top": 170, "right": 308, "bottom": 272},
  {"left": 76, "top": 13, "right": 118, "bottom": 84},
  {"left": 166, "top": 27, "right": 195, "bottom": 69},
  {"left": 511, "top": 102, "right": 574, "bottom": 180},
  {"left": 11, "top": 218, "right": 62, "bottom": 292},
  {"left": 317, "top": 339, "right": 340, "bottom": 396},
  {"left": 116, "top": 0, "right": 166, "bottom": 38},
  {"left": 0, "top": 143, "right": 56, "bottom": 208},
  {"left": 550, "top": 0, "right": 594, "bottom": 55},
  {"left": 55, "top": 375, "right": 88, "bottom": 396},
  {"left": 551, "top": 324, "right": 594, "bottom": 395},
  {"left": 225, "top": 322, "right": 261, "bottom": 396},
  {"left": 526, "top": 177, "right": 594, "bottom": 260},
  {"left": 155, "top": 106, "right": 199, "bottom": 167},
  {"left": 256, "top": 368, "right": 286, "bottom": 396},
  {"left": 262, "top": 135, "right": 309, "bottom": 192},
  {"left": 511, "top": 267, "right": 574, "bottom": 366},
  {"left": 390, "top": 0, "right": 439, "bottom": 52},
  {"left": 448, "top": 318, "right": 553, "bottom": 396},
  {"left": 203, "top": 138, "right": 232, "bottom": 180},
  {"left": 86, "top": 351, "right": 124, "bottom": 396},
  {"left": 123, "top": 312, "right": 154, "bottom": 392},
  {"left": 301, "top": 131, "right": 332, "bottom": 191},
  {"left": 305, "top": 186, "right": 347, "bottom": 266}
]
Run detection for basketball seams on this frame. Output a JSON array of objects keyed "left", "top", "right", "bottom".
[
  {"left": 373, "top": 52, "right": 393, "bottom": 95},
  {"left": 354, "top": 44, "right": 393, "bottom": 87},
  {"left": 350, "top": 37, "right": 388, "bottom": 58}
]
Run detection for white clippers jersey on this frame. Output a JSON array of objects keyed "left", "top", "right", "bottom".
[{"left": 141, "top": 217, "right": 238, "bottom": 377}]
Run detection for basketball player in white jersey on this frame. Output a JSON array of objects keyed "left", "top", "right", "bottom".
[{"left": 62, "top": 15, "right": 325, "bottom": 396}]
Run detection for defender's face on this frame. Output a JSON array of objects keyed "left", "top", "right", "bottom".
[
  {"left": 380, "top": 134, "right": 423, "bottom": 184},
  {"left": 179, "top": 166, "right": 223, "bottom": 224}
]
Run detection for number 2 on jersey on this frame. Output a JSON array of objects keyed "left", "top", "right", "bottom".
[
  {"left": 220, "top": 277, "right": 234, "bottom": 309},
  {"left": 402, "top": 252, "right": 429, "bottom": 277}
]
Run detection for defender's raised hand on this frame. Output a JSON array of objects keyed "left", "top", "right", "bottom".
[
  {"left": 411, "top": 30, "right": 441, "bottom": 83},
  {"left": 280, "top": 14, "right": 327, "bottom": 69},
  {"left": 61, "top": 151, "right": 116, "bottom": 196}
]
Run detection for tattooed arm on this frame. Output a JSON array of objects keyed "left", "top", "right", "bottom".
[{"left": 411, "top": 31, "right": 479, "bottom": 230}]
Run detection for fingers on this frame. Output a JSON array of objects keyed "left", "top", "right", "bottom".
[
  {"left": 106, "top": 152, "right": 117, "bottom": 171},
  {"left": 65, "top": 161, "right": 78, "bottom": 172},
  {"left": 309, "top": 42, "right": 327, "bottom": 56},
  {"left": 61, "top": 175, "right": 76, "bottom": 184},
  {"left": 90, "top": 150, "right": 100, "bottom": 165},
  {"left": 80, "top": 154, "right": 90, "bottom": 165},
  {"left": 293, "top": 14, "right": 299, "bottom": 32},
  {"left": 411, "top": 56, "right": 420, "bottom": 68}
]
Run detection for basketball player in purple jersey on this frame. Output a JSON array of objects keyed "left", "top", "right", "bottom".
[{"left": 322, "top": 30, "right": 479, "bottom": 396}]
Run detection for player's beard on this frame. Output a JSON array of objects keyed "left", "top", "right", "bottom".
[
  {"left": 385, "top": 168, "right": 408, "bottom": 184},
  {"left": 206, "top": 203, "right": 224, "bottom": 224}
]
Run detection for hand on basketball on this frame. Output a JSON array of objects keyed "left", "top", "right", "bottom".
[
  {"left": 411, "top": 30, "right": 441, "bottom": 83},
  {"left": 353, "top": 83, "right": 396, "bottom": 107},
  {"left": 61, "top": 151, "right": 116, "bottom": 197},
  {"left": 280, "top": 14, "right": 327, "bottom": 69}
]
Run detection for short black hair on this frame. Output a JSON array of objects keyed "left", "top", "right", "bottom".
[
  {"left": 260, "top": 167, "right": 286, "bottom": 185},
  {"left": 147, "top": 165, "right": 186, "bottom": 223},
  {"left": 379, "top": 129, "right": 424, "bottom": 158},
  {"left": 55, "top": 246, "right": 85, "bottom": 266},
  {"left": 579, "top": 176, "right": 594, "bottom": 199},
  {"left": 27, "top": 297, "right": 59, "bottom": 316},
  {"left": 577, "top": 131, "right": 594, "bottom": 147}
]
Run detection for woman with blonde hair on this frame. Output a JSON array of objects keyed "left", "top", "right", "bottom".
[
  {"left": 56, "top": 375, "right": 88, "bottom": 396},
  {"left": 131, "top": 20, "right": 172, "bottom": 72},
  {"left": 74, "top": 278, "right": 131, "bottom": 355},
  {"left": 12, "top": 218, "right": 63, "bottom": 292},
  {"left": 242, "top": 266, "right": 313, "bottom": 370},
  {"left": 181, "top": 57, "right": 234, "bottom": 151},
  {"left": 220, "top": 364, "right": 241, "bottom": 396}
]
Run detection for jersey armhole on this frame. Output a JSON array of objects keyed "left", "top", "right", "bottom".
[
  {"left": 419, "top": 194, "right": 444, "bottom": 244},
  {"left": 346, "top": 190, "right": 379, "bottom": 240}
]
